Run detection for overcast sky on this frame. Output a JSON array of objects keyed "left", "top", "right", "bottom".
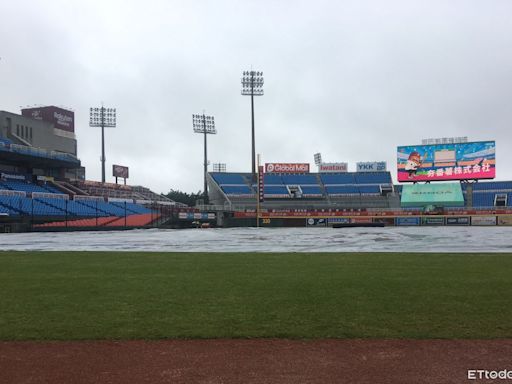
[{"left": 1, "top": 0, "right": 511, "bottom": 194}]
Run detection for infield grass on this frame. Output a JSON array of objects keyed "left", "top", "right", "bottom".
[{"left": 0, "top": 251, "right": 511, "bottom": 340}]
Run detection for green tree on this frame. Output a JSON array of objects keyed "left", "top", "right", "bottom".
[{"left": 165, "top": 189, "right": 203, "bottom": 206}]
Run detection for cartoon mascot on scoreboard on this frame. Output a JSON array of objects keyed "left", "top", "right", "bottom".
[{"left": 404, "top": 151, "right": 422, "bottom": 179}]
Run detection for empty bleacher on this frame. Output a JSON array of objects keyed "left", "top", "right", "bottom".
[
  {"left": 0, "top": 179, "right": 62, "bottom": 194},
  {"left": 209, "top": 171, "right": 512, "bottom": 210},
  {"left": 208, "top": 171, "right": 398, "bottom": 209},
  {"left": 468, "top": 181, "right": 512, "bottom": 208},
  {"left": 210, "top": 173, "right": 255, "bottom": 197},
  {"left": 0, "top": 177, "right": 157, "bottom": 229},
  {"left": 35, "top": 213, "right": 158, "bottom": 229},
  {"left": 69, "top": 180, "right": 174, "bottom": 203},
  {"left": 0, "top": 195, "right": 152, "bottom": 217}
]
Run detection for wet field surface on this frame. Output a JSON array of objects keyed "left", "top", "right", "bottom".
[{"left": 1, "top": 226, "right": 512, "bottom": 252}]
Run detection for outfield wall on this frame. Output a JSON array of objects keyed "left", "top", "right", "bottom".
[{"left": 226, "top": 209, "right": 512, "bottom": 227}]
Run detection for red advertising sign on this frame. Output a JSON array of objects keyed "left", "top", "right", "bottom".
[
  {"left": 21, "top": 106, "right": 75, "bottom": 132},
  {"left": 265, "top": 163, "right": 310, "bottom": 173},
  {"left": 113, "top": 165, "right": 129, "bottom": 179}
]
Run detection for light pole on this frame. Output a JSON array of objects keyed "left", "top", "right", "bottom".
[
  {"left": 241, "top": 70, "right": 264, "bottom": 180},
  {"left": 193, "top": 113, "right": 217, "bottom": 204},
  {"left": 213, "top": 163, "right": 227, "bottom": 173},
  {"left": 89, "top": 106, "right": 116, "bottom": 183}
]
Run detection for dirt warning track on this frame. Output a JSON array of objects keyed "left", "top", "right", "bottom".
[{"left": 2, "top": 339, "right": 512, "bottom": 383}]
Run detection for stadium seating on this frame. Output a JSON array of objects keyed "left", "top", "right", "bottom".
[
  {"left": 34, "top": 213, "right": 159, "bottom": 228},
  {"left": 359, "top": 185, "right": 381, "bottom": 195},
  {"left": 210, "top": 171, "right": 394, "bottom": 202},
  {"left": 320, "top": 173, "right": 356, "bottom": 185},
  {"left": 211, "top": 172, "right": 255, "bottom": 196},
  {"left": 209, "top": 171, "right": 512, "bottom": 209},
  {"left": 0, "top": 180, "right": 62, "bottom": 194},
  {"left": 354, "top": 172, "right": 392, "bottom": 184},
  {"left": 70, "top": 180, "right": 174, "bottom": 202},
  {"left": 221, "top": 185, "right": 253, "bottom": 195},
  {"left": 264, "top": 186, "right": 289, "bottom": 196},
  {"left": 300, "top": 186, "right": 323, "bottom": 196},
  {"left": 325, "top": 185, "right": 359, "bottom": 195},
  {"left": 0, "top": 195, "right": 154, "bottom": 218},
  {"left": 472, "top": 192, "right": 497, "bottom": 207},
  {"left": 211, "top": 173, "right": 247, "bottom": 184},
  {"left": 472, "top": 181, "right": 512, "bottom": 191},
  {"left": 280, "top": 174, "right": 318, "bottom": 185}
]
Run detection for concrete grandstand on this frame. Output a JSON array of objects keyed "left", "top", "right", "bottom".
[{"left": 0, "top": 106, "right": 188, "bottom": 232}]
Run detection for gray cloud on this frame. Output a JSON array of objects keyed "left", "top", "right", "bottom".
[{"left": 1, "top": 0, "right": 511, "bottom": 193}]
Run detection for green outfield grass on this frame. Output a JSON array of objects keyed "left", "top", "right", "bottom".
[{"left": 0, "top": 251, "right": 511, "bottom": 340}]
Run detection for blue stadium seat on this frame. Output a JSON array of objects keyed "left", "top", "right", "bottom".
[
  {"left": 222, "top": 185, "right": 253, "bottom": 195},
  {"left": 472, "top": 181, "right": 512, "bottom": 191},
  {"left": 300, "top": 186, "right": 323, "bottom": 195},
  {"left": 262, "top": 174, "right": 283, "bottom": 184},
  {"left": 325, "top": 186, "right": 359, "bottom": 195},
  {"left": 359, "top": 185, "right": 381, "bottom": 194},
  {"left": 0, "top": 195, "right": 153, "bottom": 217},
  {"left": 281, "top": 174, "right": 318, "bottom": 185},
  {"left": 355, "top": 172, "right": 392, "bottom": 184},
  {"left": 0, "top": 180, "right": 64, "bottom": 194},
  {"left": 264, "top": 186, "right": 289, "bottom": 195},
  {"left": 320, "top": 173, "right": 355, "bottom": 185},
  {"left": 472, "top": 192, "right": 496, "bottom": 207},
  {"left": 211, "top": 173, "right": 247, "bottom": 184}
]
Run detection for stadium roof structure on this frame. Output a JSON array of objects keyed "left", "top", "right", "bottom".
[{"left": 0, "top": 142, "right": 81, "bottom": 168}]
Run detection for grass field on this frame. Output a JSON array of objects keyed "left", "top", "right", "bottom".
[{"left": 0, "top": 251, "right": 511, "bottom": 340}]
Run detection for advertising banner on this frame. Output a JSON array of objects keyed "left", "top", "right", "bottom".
[
  {"left": 497, "top": 216, "right": 512, "bottom": 226},
  {"left": 306, "top": 218, "right": 327, "bottom": 227},
  {"left": 351, "top": 217, "right": 373, "bottom": 224},
  {"left": 22, "top": 106, "right": 75, "bottom": 132},
  {"left": 446, "top": 217, "right": 470, "bottom": 225},
  {"left": 471, "top": 216, "right": 496, "bottom": 226},
  {"left": 319, "top": 163, "right": 348, "bottom": 173},
  {"left": 397, "top": 141, "right": 496, "bottom": 182},
  {"left": 113, "top": 165, "right": 129, "bottom": 179},
  {"left": 328, "top": 217, "right": 351, "bottom": 225},
  {"left": 265, "top": 163, "right": 310, "bottom": 173},
  {"left": 373, "top": 217, "right": 395, "bottom": 225},
  {"left": 356, "top": 161, "right": 387, "bottom": 172},
  {"left": 422, "top": 217, "right": 445, "bottom": 226},
  {"left": 0, "top": 173, "right": 26, "bottom": 180},
  {"left": 179, "top": 212, "right": 216, "bottom": 220},
  {"left": 401, "top": 183, "right": 464, "bottom": 207},
  {"left": 396, "top": 217, "right": 420, "bottom": 226}
]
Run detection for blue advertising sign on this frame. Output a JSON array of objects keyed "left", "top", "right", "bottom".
[
  {"left": 396, "top": 217, "right": 420, "bottom": 226},
  {"left": 328, "top": 217, "right": 351, "bottom": 225},
  {"left": 446, "top": 216, "right": 470, "bottom": 226}
]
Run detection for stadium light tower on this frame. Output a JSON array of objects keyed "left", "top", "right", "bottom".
[
  {"left": 241, "top": 70, "right": 264, "bottom": 179},
  {"left": 193, "top": 113, "right": 217, "bottom": 204},
  {"left": 89, "top": 106, "right": 116, "bottom": 183},
  {"left": 314, "top": 153, "right": 323, "bottom": 167}
]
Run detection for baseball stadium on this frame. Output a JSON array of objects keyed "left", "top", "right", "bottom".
[{"left": 1, "top": 105, "right": 512, "bottom": 383}]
